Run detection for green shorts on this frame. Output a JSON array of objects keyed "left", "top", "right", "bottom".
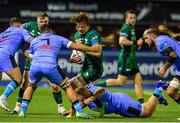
[
  {"left": 80, "top": 66, "right": 103, "bottom": 84},
  {"left": 24, "top": 58, "right": 31, "bottom": 71},
  {"left": 118, "top": 55, "right": 139, "bottom": 76}
]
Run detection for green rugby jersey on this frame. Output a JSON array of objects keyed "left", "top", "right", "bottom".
[{"left": 73, "top": 29, "right": 103, "bottom": 72}]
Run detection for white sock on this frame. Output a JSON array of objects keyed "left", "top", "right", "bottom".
[
  {"left": 58, "top": 104, "right": 66, "bottom": 113},
  {"left": 0, "top": 95, "right": 7, "bottom": 100},
  {"left": 14, "top": 102, "right": 21, "bottom": 112}
]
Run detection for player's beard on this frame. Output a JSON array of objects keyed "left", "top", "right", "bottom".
[{"left": 148, "top": 42, "right": 155, "bottom": 49}]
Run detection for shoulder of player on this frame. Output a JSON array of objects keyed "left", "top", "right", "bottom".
[
  {"left": 121, "top": 24, "right": 132, "bottom": 30},
  {"left": 87, "top": 29, "right": 100, "bottom": 38},
  {"left": 22, "top": 21, "right": 37, "bottom": 29},
  {"left": 157, "top": 35, "right": 170, "bottom": 44},
  {"left": 156, "top": 35, "right": 170, "bottom": 51}
]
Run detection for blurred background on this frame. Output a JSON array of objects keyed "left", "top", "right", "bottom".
[{"left": 0, "top": 0, "right": 180, "bottom": 87}]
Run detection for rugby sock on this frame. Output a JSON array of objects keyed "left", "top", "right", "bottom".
[
  {"left": 72, "top": 100, "right": 83, "bottom": 113},
  {"left": 153, "top": 87, "right": 163, "bottom": 97},
  {"left": 138, "top": 98, "right": 144, "bottom": 104},
  {"left": 17, "top": 88, "right": 25, "bottom": 103},
  {"left": 14, "top": 102, "right": 21, "bottom": 112},
  {"left": 2, "top": 81, "right": 18, "bottom": 97},
  {"left": 53, "top": 91, "right": 63, "bottom": 104},
  {"left": 21, "top": 99, "right": 30, "bottom": 113},
  {"left": 95, "top": 80, "right": 107, "bottom": 87}
]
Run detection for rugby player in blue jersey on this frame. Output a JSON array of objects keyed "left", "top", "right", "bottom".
[
  {"left": 18, "top": 24, "right": 100, "bottom": 118},
  {"left": 0, "top": 17, "right": 33, "bottom": 111},
  {"left": 143, "top": 28, "right": 180, "bottom": 104},
  {"left": 67, "top": 82, "right": 167, "bottom": 118}
]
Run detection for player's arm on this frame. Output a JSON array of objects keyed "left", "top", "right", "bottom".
[
  {"left": 86, "top": 44, "right": 102, "bottom": 57},
  {"left": 119, "top": 26, "right": 133, "bottom": 46},
  {"left": 83, "top": 87, "right": 105, "bottom": 106},
  {"left": 68, "top": 41, "right": 99, "bottom": 53},
  {"left": 119, "top": 36, "right": 133, "bottom": 46},
  {"left": 159, "top": 47, "right": 177, "bottom": 77},
  {"left": 136, "top": 37, "right": 144, "bottom": 50},
  {"left": 86, "top": 34, "right": 102, "bottom": 57}
]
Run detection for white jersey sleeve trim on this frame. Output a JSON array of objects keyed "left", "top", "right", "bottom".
[{"left": 67, "top": 41, "right": 73, "bottom": 48}]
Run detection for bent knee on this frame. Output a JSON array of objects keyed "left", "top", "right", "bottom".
[
  {"left": 143, "top": 111, "right": 153, "bottom": 117},
  {"left": 51, "top": 83, "right": 60, "bottom": 92}
]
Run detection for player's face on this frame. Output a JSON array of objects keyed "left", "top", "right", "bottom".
[
  {"left": 37, "top": 17, "right": 49, "bottom": 29},
  {"left": 125, "top": 13, "right": 136, "bottom": 26},
  {"left": 143, "top": 34, "right": 154, "bottom": 47},
  {"left": 76, "top": 21, "right": 89, "bottom": 35}
]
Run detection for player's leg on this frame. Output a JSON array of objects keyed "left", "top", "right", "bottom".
[
  {"left": 47, "top": 67, "right": 93, "bottom": 119},
  {"left": 60, "top": 80, "right": 93, "bottom": 119},
  {"left": 133, "top": 71, "right": 144, "bottom": 103},
  {"left": 95, "top": 60, "right": 127, "bottom": 87},
  {"left": 19, "top": 84, "right": 37, "bottom": 118},
  {"left": 166, "top": 76, "right": 180, "bottom": 104},
  {"left": 0, "top": 65, "right": 22, "bottom": 112},
  {"left": 71, "top": 66, "right": 103, "bottom": 89},
  {"left": 95, "top": 74, "right": 127, "bottom": 87},
  {"left": 0, "top": 56, "right": 21, "bottom": 111},
  {"left": 142, "top": 81, "right": 167, "bottom": 117},
  {"left": 69, "top": 67, "right": 93, "bottom": 90},
  {"left": 12, "top": 70, "right": 29, "bottom": 114},
  {"left": 69, "top": 75, "right": 86, "bottom": 90},
  {"left": 19, "top": 66, "right": 42, "bottom": 117},
  {"left": 50, "top": 82, "right": 69, "bottom": 116},
  {"left": 12, "top": 58, "right": 31, "bottom": 114}
]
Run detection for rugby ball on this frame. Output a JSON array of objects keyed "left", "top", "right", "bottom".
[{"left": 71, "top": 50, "right": 85, "bottom": 64}]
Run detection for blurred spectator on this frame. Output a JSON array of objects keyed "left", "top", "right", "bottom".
[
  {"left": 158, "top": 24, "right": 180, "bottom": 40},
  {"left": 96, "top": 26, "right": 120, "bottom": 49}
]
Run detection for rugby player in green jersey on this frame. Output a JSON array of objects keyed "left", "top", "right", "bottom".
[
  {"left": 95, "top": 10, "right": 144, "bottom": 103},
  {"left": 69, "top": 12, "right": 103, "bottom": 89},
  {"left": 12, "top": 12, "right": 68, "bottom": 115}
]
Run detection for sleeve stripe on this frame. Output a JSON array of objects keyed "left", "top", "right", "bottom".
[
  {"left": 67, "top": 41, "right": 73, "bottom": 48},
  {"left": 26, "top": 37, "right": 34, "bottom": 43},
  {"left": 120, "top": 32, "right": 128, "bottom": 37}
]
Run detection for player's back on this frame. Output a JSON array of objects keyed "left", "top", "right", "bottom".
[
  {"left": 99, "top": 91, "right": 131, "bottom": 114},
  {"left": 30, "top": 33, "right": 69, "bottom": 68},
  {"left": 0, "top": 26, "right": 31, "bottom": 58},
  {"left": 156, "top": 35, "right": 180, "bottom": 70}
]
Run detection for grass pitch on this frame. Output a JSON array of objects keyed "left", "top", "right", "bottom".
[{"left": 0, "top": 86, "right": 179, "bottom": 122}]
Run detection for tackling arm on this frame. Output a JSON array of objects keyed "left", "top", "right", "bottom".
[
  {"left": 159, "top": 47, "right": 177, "bottom": 77},
  {"left": 86, "top": 44, "right": 102, "bottom": 57}
]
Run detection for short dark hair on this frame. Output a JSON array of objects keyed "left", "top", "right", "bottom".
[
  {"left": 124, "top": 10, "right": 136, "bottom": 19},
  {"left": 37, "top": 11, "right": 49, "bottom": 19},
  {"left": 70, "top": 12, "right": 89, "bottom": 24},
  {"left": 40, "top": 24, "right": 52, "bottom": 33},
  {"left": 9, "top": 17, "right": 22, "bottom": 26}
]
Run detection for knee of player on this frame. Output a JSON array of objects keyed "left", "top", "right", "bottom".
[
  {"left": 51, "top": 83, "right": 60, "bottom": 92},
  {"left": 167, "top": 88, "right": 175, "bottom": 97},
  {"left": 59, "top": 77, "right": 71, "bottom": 90},
  {"left": 14, "top": 77, "right": 23, "bottom": 85},
  {"left": 29, "top": 83, "right": 37, "bottom": 89},
  {"left": 143, "top": 111, "right": 153, "bottom": 117}
]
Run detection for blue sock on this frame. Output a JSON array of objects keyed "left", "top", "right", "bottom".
[
  {"left": 2, "top": 81, "right": 18, "bottom": 97},
  {"left": 72, "top": 100, "right": 83, "bottom": 113},
  {"left": 153, "top": 88, "right": 162, "bottom": 97},
  {"left": 21, "top": 99, "right": 30, "bottom": 113}
]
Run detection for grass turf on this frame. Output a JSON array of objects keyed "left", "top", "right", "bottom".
[{"left": 0, "top": 86, "right": 179, "bottom": 122}]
